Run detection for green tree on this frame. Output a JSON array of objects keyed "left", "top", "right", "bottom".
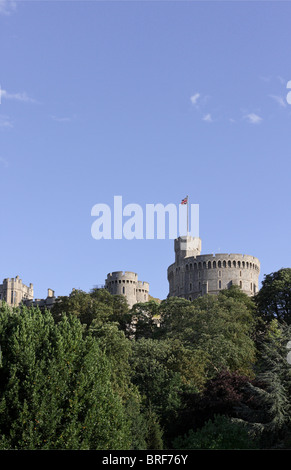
[
  {"left": 172, "top": 414, "right": 258, "bottom": 449},
  {"left": 158, "top": 293, "right": 257, "bottom": 378},
  {"left": 245, "top": 322, "right": 291, "bottom": 448},
  {"left": 0, "top": 304, "right": 131, "bottom": 450},
  {"left": 255, "top": 268, "right": 291, "bottom": 325}
]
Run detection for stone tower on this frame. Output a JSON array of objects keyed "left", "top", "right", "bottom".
[
  {"left": 168, "top": 236, "right": 260, "bottom": 299},
  {"left": 105, "top": 271, "right": 149, "bottom": 308}
]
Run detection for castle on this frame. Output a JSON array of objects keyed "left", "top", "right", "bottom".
[
  {"left": 167, "top": 235, "right": 260, "bottom": 300},
  {"left": 0, "top": 235, "right": 260, "bottom": 309},
  {"left": 0, "top": 276, "right": 56, "bottom": 309}
]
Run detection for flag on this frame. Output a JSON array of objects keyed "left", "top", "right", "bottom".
[{"left": 181, "top": 196, "right": 188, "bottom": 205}]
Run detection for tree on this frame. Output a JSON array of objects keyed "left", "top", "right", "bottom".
[
  {"left": 172, "top": 414, "right": 258, "bottom": 449},
  {"left": 244, "top": 322, "right": 291, "bottom": 448},
  {"left": 0, "top": 304, "right": 131, "bottom": 450},
  {"left": 158, "top": 293, "right": 257, "bottom": 378},
  {"left": 255, "top": 268, "right": 291, "bottom": 325}
]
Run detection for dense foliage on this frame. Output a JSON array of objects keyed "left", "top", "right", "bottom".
[{"left": 0, "top": 268, "right": 290, "bottom": 449}]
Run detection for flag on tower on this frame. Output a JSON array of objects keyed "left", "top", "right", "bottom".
[{"left": 181, "top": 196, "right": 188, "bottom": 205}]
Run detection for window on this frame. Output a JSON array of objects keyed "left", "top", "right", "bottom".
[
  {"left": 213, "top": 261, "right": 216, "bottom": 269},
  {"left": 219, "top": 280, "right": 222, "bottom": 289},
  {"left": 122, "top": 287, "right": 125, "bottom": 294},
  {"left": 223, "top": 261, "right": 226, "bottom": 268},
  {"left": 218, "top": 261, "right": 221, "bottom": 268},
  {"left": 208, "top": 261, "right": 211, "bottom": 269},
  {"left": 218, "top": 270, "right": 222, "bottom": 277},
  {"left": 189, "top": 283, "right": 192, "bottom": 291},
  {"left": 240, "top": 281, "right": 242, "bottom": 288}
]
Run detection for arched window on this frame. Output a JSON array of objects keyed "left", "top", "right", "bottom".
[
  {"left": 122, "top": 287, "right": 125, "bottom": 294},
  {"left": 213, "top": 261, "right": 216, "bottom": 269},
  {"left": 238, "top": 261, "right": 241, "bottom": 268},
  {"left": 240, "top": 281, "right": 242, "bottom": 288},
  {"left": 208, "top": 261, "right": 211, "bottom": 269},
  {"left": 190, "top": 283, "right": 192, "bottom": 291},
  {"left": 218, "top": 260, "right": 221, "bottom": 268},
  {"left": 219, "top": 280, "right": 222, "bottom": 289},
  {"left": 233, "top": 260, "right": 236, "bottom": 268},
  {"left": 203, "top": 262, "right": 206, "bottom": 269},
  {"left": 223, "top": 261, "right": 226, "bottom": 268},
  {"left": 228, "top": 260, "right": 231, "bottom": 267},
  {"left": 198, "top": 262, "right": 202, "bottom": 269}
]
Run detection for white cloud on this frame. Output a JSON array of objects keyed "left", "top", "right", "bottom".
[
  {"left": 0, "top": 88, "right": 37, "bottom": 103},
  {"left": 202, "top": 113, "right": 213, "bottom": 123},
  {"left": 269, "top": 94, "right": 287, "bottom": 108},
  {"left": 244, "top": 113, "right": 263, "bottom": 124},
  {"left": 0, "top": 115, "right": 13, "bottom": 129},
  {"left": 0, "top": 0, "right": 16, "bottom": 15},
  {"left": 190, "top": 93, "right": 200, "bottom": 106}
]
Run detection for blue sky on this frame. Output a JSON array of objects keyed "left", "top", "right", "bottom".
[{"left": 0, "top": 0, "right": 291, "bottom": 301}]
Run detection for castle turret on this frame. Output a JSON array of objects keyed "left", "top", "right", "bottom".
[
  {"left": 105, "top": 271, "right": 149, "bottom": 308},
  {"left": 175, "top": 236, "right": 202, "bottom": 263}
]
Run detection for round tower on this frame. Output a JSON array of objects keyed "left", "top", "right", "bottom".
[
  {"left": 105, "top": 271, "right": 149, "bottom": 308},
  {"left": 168, "top": 236, "right": 260, "bottom": 299}
]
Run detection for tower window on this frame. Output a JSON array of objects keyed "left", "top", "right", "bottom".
[{"left": 218, "top": 280, "right": 222, "bottom": 289}]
